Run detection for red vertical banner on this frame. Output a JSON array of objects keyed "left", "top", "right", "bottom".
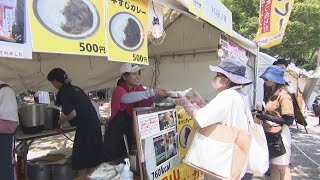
[{"left": 260, "top": 0, "right": 273, "bottom": 33}]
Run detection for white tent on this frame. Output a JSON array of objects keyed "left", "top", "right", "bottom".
[{"left": 0, "top": 1, "right": 258, "bottom": 104}]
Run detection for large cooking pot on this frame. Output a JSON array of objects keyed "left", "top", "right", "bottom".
[
  {"left": 18, "top": 104, "right": 47, "bottom": 134},
  {"left": 27, "top": 160, "right": 51, "bottom": 180},
  {"left": 52, "top": 163, "right": 77, "bottom": 180},
  {"left": 45, "top": 106, "right": 60, "bottom": 130}
]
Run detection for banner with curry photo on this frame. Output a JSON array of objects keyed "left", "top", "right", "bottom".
[
  {"left": 254, "top": 0, "right": 294, "bottom": 48},
  {"left": 175, "top": 105, "right": 194, "bottom": 158},
  {"left": 106, "top": 0, "right": 149, "bottom": 65},
  {"left": 28, "top": 0, "right": 107, "bottom": 56}
]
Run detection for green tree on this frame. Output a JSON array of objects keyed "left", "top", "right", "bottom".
[{"left": 223, "top": 0, "right": 320, "bottom": 68}]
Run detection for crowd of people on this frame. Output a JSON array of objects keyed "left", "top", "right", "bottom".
[{"left": 0, "top": 57, "right": 317, "bottom": 180}]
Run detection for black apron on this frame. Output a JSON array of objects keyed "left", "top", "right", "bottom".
[
  {"left": 103, "top": 110, "right": 135, "bottom": 162},
  {"left": 72, "top": 123, "right": 103, "bottom": 170}
]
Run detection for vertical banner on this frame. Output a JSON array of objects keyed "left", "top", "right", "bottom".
[
  {"left": 28, "top": 0, "right": 107, "bottom": 56},
  {"left": 254, "top": 0, "right": 294, "bottom": 48},
  {"left": 176, "top": 106, "right": 193, "bottom": 158},
  {"left": 0, "top": 0, "right": 32, "bottom": 59},
  {"left": 106, "top": 0, "right": 149, "bottom": 65}
]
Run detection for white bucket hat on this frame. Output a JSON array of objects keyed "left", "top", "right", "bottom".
[
  {"left": 209, "top": 57, "right": 252, "bottom": 85},
  {"left": 120, "top": 63, "right": 144, "bottom": 74}
]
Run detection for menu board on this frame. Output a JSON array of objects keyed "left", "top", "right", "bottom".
[
  {"left": 0, "top": 0, "right": 32, "bottom": 59},
  {"left": 135, "top": 107, "right": 203, "bottom": 180},
  {"left": 106, "top": 0, "right": 149, "bottom": 65},
  {"left": 28, "top": 0, "right": 108, "bottom": 56}
]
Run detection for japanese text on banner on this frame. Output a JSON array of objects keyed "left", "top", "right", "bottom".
[
  {"left": 254, "top": 0, "right": 294, "bottom": 48},
  {"left": 28, "top": 0, "right": 107, "bottom": 56},
  {"left": 159, "top": 163, "right": 203, "bottom": 180},
  {"left": 107, "top": 0, "right": 149, "bottom": 65}
]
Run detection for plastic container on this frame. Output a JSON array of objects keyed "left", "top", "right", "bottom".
[{"left": 120, "top": 158, "right": 133, "bottom": 180}]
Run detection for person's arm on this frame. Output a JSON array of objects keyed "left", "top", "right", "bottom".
[
  {"left": 0, "top": 87, "right": 19, "bottom": 133},
  {"left": 59, "top": 90, "right": 76, "bottom": 124},
  {"left": 257, "top": 92, "right": 294, "bottom": 126},
  {"left": 256, "top": 114, "right": 293, "bottom": 125},
  {"left": 175, "top": 90, "right": 231, "bottom": 128},
  {"left": 59, "top": 110, "right": 77, "bottom": 124},
  {"left": 121, "top": 89, "right": 155, "bottom": 104}
]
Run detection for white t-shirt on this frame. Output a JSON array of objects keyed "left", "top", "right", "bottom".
[
  {"left": 194, "top": 86, "right": 250, "bottom": 132},
  {"left": 196, "top": 86, "right": 251, "bottom": 179},
  {"left": 0, "top": 81, "right": 19, "bottom": 122}
]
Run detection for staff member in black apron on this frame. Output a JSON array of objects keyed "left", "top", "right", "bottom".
[{"left": 47, "top": 68, "right": 102, "bottom": 175}]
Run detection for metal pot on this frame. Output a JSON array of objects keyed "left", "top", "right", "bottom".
[
  {"left": 45, "top": 106, "right": 60, "bottom": 130},
  {"left": 18, "top": 104, "right": 47, "bottom": 134},
  {"left": 27, "top": 160, "right": 51, "bottom": 180},
  {"left": 52, "top": 164, "right": 77, "bottom": 180}
]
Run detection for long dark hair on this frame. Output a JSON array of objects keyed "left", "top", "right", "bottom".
[
  {"left": 264, "top": 83, "right": 288, "bottom": 102},
  {"left": 116, "top": 72, "right": 130, "bottom": 86}
]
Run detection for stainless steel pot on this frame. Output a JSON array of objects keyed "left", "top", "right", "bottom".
[
  {"left": 18, "top": 104, "right": 47, "bottom": 133},
  {"left": 18, "top": 104, "right": 46, "bottom": 127},
  {"left": 45, "top": 106, "right": 60, "bottom": 130},
  {"left": 27, "top": 160, "right": 51, "bottom": 180}
]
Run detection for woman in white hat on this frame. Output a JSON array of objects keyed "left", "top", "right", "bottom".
[
  {"left": 103, "top": 63, "right": 169, "bottom": 162},
  {"left": 174, "top": 57, "right": 252, "bottom": 179}
]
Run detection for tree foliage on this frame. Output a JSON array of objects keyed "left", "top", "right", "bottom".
[{"left": 222, "top": 0, "right": 320, "bottom": 68}]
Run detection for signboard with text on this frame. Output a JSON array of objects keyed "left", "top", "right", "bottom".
[
  {"left": 106, "top": 0, "right": 149, "bottom": 65},
  {"left": 28, "top": 0, "right": 108, "bottom": 56},
  {"left": 0, "top": 0, "right": 32, "bottom": 59},
  {"left": 135, "top": 107, "right": 203, "bottom": 180},
  {"left": 189, "top": 0, "right": 233, "bottom": 36}
]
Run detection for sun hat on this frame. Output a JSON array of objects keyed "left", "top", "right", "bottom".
[
  {"left": 120, "top": 63, "right": 144, "bottom": 74},
  {"left": 209, "top": 57, "right": 252, "bottom": 85},
  {"left": 260, "top": 65, "right": 288, "bottom": 85}
]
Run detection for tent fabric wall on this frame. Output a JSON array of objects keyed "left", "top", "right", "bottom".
[
  {"left": 147, "top": 15, "right": 256, "bottom": 103},
  {"left": 255, "top": 52, "right": 276, "bottom": 107},
  {"left": 0, "top": 54, "right": 121, "bottom": 93}
]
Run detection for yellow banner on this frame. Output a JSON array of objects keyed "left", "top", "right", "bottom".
[
  {"left": 28, "top": 0, "right": 107, "bottom": 56},
  {"left": 254, "top": 0, "right": 294, "bottom": 48},
  {"left": 106, "top": 0, "right": 149, "bottom": 65},
  {"left": 160, "top": 163, "right": 203, "bottom": 180},
  {"left": 175, "top": 106, "right": 194, "bottom": 158}
]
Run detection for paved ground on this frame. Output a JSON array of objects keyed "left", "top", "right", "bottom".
[
  {"left": 250, "top": 113, "right": 320, "bottom": 180},
  {"left": 26, "top": 107, "right": 320, "bottom": 180}
]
